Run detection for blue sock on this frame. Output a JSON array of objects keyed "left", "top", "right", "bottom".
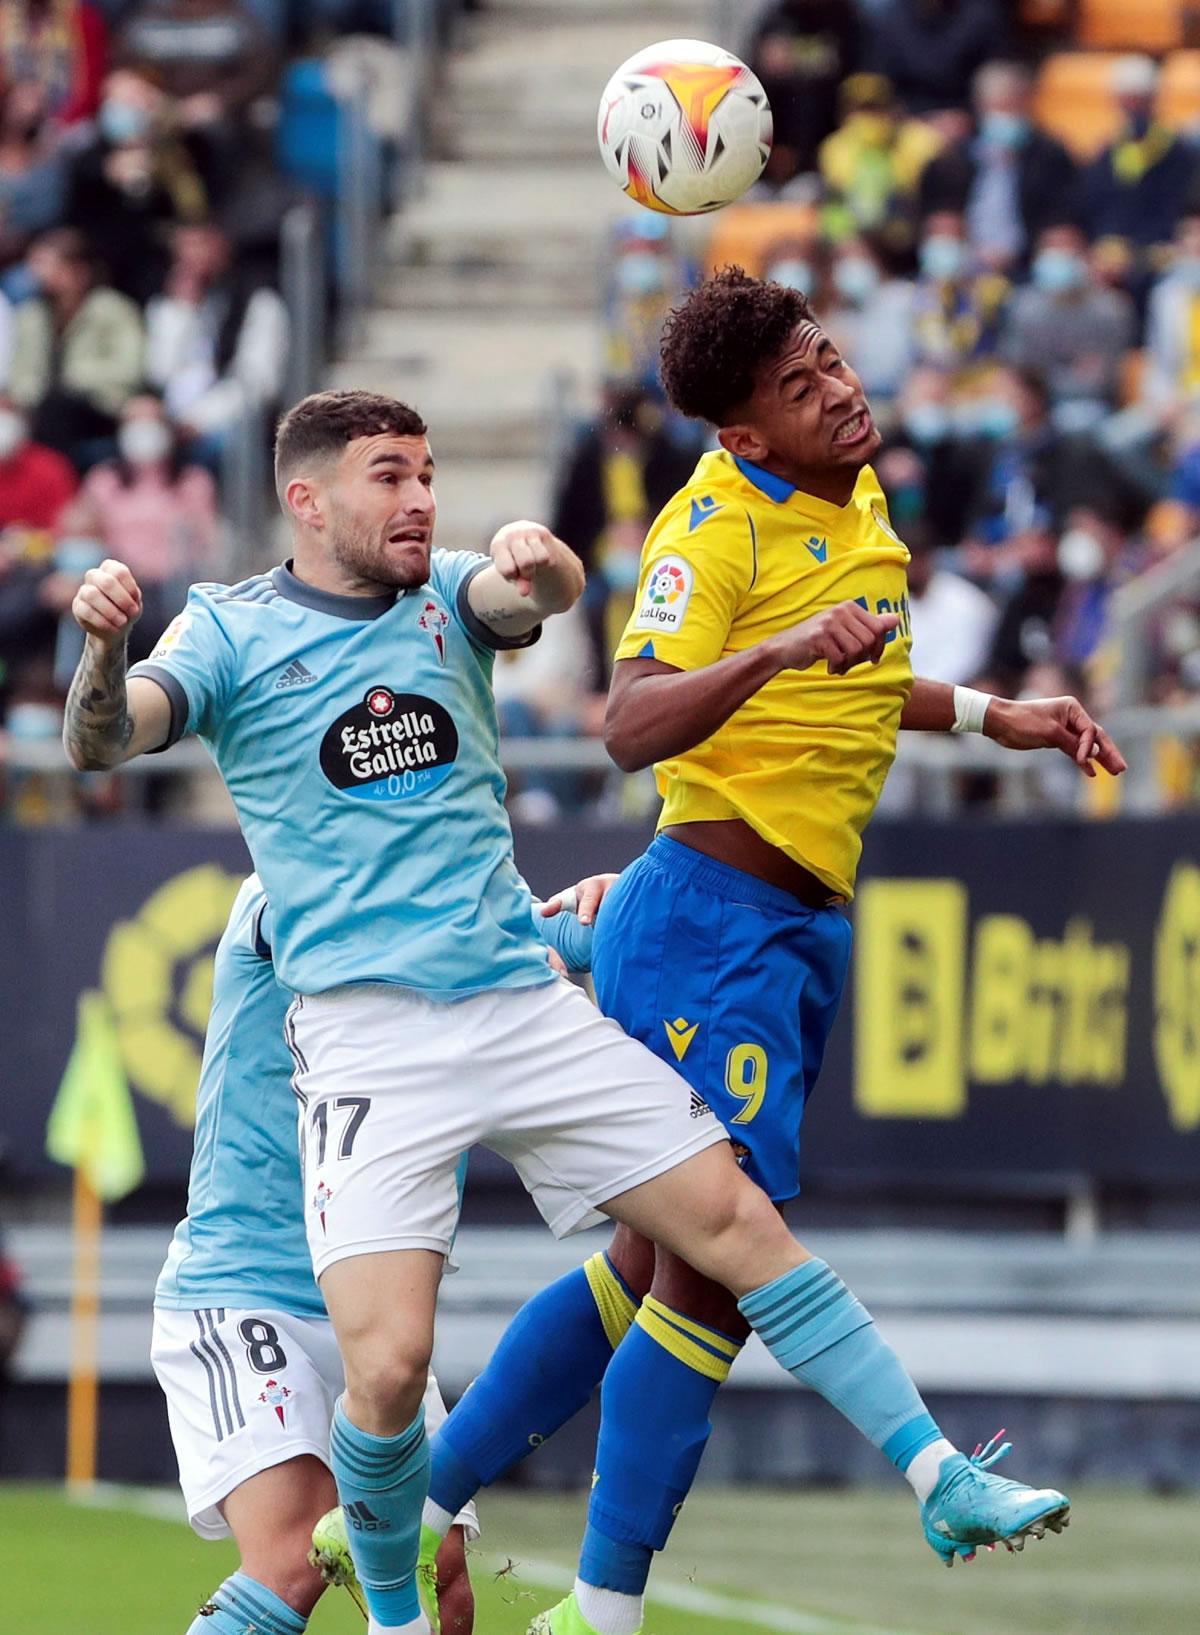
[
  {"left": 430, "top": 1252, "right": 637, "bottom": 1517},
  {"left": 739, "top": 1259, "right": 943, "bottom": 1472},
  {"left": 186, "top": 1573, "right": 307, "bottom": 1635},
  {"left": 581, "top": 1295, "right": 744, "bottom": 1594},
  {"left": 330, "top": 1397, "right": 429, "bottom": 1627}
]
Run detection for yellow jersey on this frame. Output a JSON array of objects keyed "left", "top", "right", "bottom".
[{"left": 614, "top": 450, "right": 913, "bottom": 899}]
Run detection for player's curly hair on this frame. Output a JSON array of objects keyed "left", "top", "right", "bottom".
[
  {"left": 659, "top": 266, "right": 815, "bottom": 425},
  {"left": 274, "top": 390, "right": 428, "bottom": 496}
]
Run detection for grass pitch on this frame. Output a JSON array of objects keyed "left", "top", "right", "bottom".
[{"left": 5, "top": 1480, "right": 1197, "bottom": 1635}]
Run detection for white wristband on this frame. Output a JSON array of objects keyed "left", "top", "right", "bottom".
[{"left": 951, "top": 686, "right": 993, "bottom": 735}]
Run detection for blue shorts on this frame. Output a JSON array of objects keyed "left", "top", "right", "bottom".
[{"left": 591, "top": 835, "right": 853, "bottom": 1202}]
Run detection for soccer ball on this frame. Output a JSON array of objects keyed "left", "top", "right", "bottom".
[{"left": 597, "top": 38, "right": 773, "bottom": 217}]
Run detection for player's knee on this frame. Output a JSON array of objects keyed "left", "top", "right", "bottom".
[
  {"left": 238, "top": 1535, "right": 327, "bottom": 1618},
  {"left": 344, "top": 1336, "right": 431, "bottom": 1431},
  {"left": 703, "top": 1175, "right": 794, "bottom": 1269}
]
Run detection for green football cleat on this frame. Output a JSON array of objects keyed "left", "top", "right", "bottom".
[
  {"left": 527, "top": 1593, "right": 639, "bottom": 1635},
  {"left": 309, "top": 1507, "right": 366, "bottom": 1618},
  {"left": 920, "top": 1433, "right": 1071, "bottom": 1567},
  {"left": 308, "top": 1507, "right": 441, "bottom": 1631}
]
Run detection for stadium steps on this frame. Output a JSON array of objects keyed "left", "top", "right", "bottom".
[{"left": 332, "top": 0, "right": 710, "bottom": 544}]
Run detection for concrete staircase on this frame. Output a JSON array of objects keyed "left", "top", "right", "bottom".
[{"left": 330, "top": 0, "right": 717, "bottom": 548}]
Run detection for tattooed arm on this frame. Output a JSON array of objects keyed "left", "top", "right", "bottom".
[
  {"left": 63, "top": 559, "right": 172, "bottom": 769},
  {"left": 466, "top": 519, "right": 585, "bottom": 637}
]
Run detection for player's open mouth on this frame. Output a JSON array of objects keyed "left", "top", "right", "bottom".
[
  {"left": 832, "top": 410, "right": 871, "bottom": 447},
  {"left": 388, "top": 530, "right": 429, "bottom": 545}
]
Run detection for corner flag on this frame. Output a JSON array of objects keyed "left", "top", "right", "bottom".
[{"left": 46, "top": 990, "right": 145, "bottom": 1201}]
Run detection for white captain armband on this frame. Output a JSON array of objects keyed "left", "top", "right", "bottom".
[{"left": 950, "top": 686, "right": 993, "bottom": 735}]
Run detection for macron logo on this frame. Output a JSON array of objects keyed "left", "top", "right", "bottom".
[
  {"left": 275, "top": 659, "right": 318, "bottom": 690},
  {"left": 805, "top": 536, "right": 828, "bottom": 563},
  {"left": 689, "top": 495, "right": 723, "bottom": 532}
]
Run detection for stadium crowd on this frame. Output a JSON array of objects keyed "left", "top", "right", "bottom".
[
  {"left": 3, "top": 0, "right": 1200, "bottom": 820},
  {"left": 530, "top": 2, "right": 1200, "bottom": 816}
]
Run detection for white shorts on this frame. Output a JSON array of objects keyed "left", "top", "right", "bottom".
[
  {"left": 151, "top": 1304, "right": 479, "bottom": 1541},
  {"left": 288, "top": 976, "right": 727, "bottom": 1278}
]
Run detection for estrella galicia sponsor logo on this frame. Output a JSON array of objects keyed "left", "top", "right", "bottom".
[{"left": 319, "top": 687, "right": 458, "bottom": 802}]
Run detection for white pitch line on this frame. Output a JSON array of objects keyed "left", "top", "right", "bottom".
[
  {"left": 68, "top": 1485, "right": 920, "bottom": 1635},
  {"left": 485, "top": 1551, "right": 919, "bottom": 1635}
]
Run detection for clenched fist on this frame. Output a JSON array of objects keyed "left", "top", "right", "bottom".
[
  {"left": 488, "top": 520, "right": 562, "bottom": 598},
  {"left": 72, "top": 559, "right": 143, "bottom": 645},
  {"left": 771, "top": 600, "right": 900, "bottom": 677}
]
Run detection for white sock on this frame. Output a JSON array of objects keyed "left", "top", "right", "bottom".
[
  {"left": 574, "top": 1577, "right": 643, "bottom": 1635},
  {"left": 420, "top": 1497, "right": 455, "bottom": 1539},
  {"left": 367, "top": 1616, "right": 428, "bottom": 1635},
  {"left": 906, "top": 1437, "right": 959, "bottom": 1503}
]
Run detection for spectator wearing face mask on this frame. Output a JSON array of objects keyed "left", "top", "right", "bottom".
[
  {"left": 1001, "top": 222, "right": 1135, "bottom": 432},
  {"left": 761, "top": 236, "right": 829, "bottom": 306},
  {"left": 1083, "top": 56, "right": 1199, "bottom": 263},
  {"left": 1142, "top": 212, "right": 1200, "bottom": 418},
  {"left": 603, "top": 217, "right": 689, "bottom": 390},
  {"left": 116, "top": 0, "right": 278, "bottom": 134},
  {"left": 819, "top": 74, "right": 942, "bottom": 252},
  {"left": 76, "top": 392, "right": 218, "bottom": 611},
  {"left": 918, "top": 61, "right": 1079, "bottom": 275},
  {"left": 887, "top": 363, "right": 979, "bottom": 541},
  {"left": 822, "top": 235, "right": 915, "bottom": 405},
  {"left": 1052, "top": 503, "right": 1144, "bottom": 673},
  {"left": 9, "top": 227, "right": 143, "bottom": 468},
  {"left": 910, "top": 209, "right": 1009, "bottom": 371},
  {"left": 63, "top": 69, "right": 211, "bottom": 304}
]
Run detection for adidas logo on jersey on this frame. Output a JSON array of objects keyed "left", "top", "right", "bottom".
[
  {"left": 275, "top": 659, "right": 318, "bottom": 689},
  {"left": 344, "top": 1500, "right": 390, "bottom": 1531},
  {"left": 690, "top": 1090, "right": 711, "bottom": 1119}
]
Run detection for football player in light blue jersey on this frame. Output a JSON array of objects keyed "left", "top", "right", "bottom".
[
  {"left": 152, "top": 870, "right": 609, "bottom": 1635},
  {"left": 64, "top": 388, "right": 1049, "bottom": 1635}
]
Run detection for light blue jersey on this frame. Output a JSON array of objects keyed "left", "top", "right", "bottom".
[
  {"left": 130, "top": 551, "right": 554, "bottom": 999},
  {"left": 155, "top": 877, "right": 597, "bottom": 1316}
]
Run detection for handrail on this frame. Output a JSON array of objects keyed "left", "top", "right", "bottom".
[{"left": 1110, "top": 538, "right": 1200, "bottom": 706}]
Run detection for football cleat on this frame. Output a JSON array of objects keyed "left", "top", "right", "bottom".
[
  {"left": 308, "top": 1508, "right": 442, "bottom": 1630},
  {"left": 527, "top": 1593, "right": 637, "bottom": 1635},
  {"left": 920, "top": 1433, "right": 1071, "bottom": 1567},
  {"left": 309, "top": 1507, "right": 366, "bottom": 1618}
]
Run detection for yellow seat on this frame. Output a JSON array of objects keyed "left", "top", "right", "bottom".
[
  {"left": 1034, "top": 53, "right": 1125, "bottom": 158},
  {"left": 1159, "top": 49, "right": 1200, "bottom": 130},
  {"left": 703, "top": 202, "right": 820, "bottom": 278},
  {"left": 1078, "top": 0, "right": 1185, "bottom": 52}
]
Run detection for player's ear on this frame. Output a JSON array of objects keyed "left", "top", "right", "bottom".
[
  {"left": 717, "top": 422, "right": 769, "bottom": 464},
  {"left": 284, "top": 475, "right": 324, "bottom": 531}
]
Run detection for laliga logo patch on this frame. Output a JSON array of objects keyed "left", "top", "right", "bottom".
[
  {"left": 320, "top": 687, "right": 459, "bottom": 803},
  {"left": 313, "top": 1179, "right": 333, "bottom": 1233},
  {"left": 258, "top": 1378, "right": 293, "bottom": 1427},
  {"left": 634, "top": 556, "right": 694, "bottom": 633},
  {"left": 417, "top": 599, "right": 450, "bottom": 664}
]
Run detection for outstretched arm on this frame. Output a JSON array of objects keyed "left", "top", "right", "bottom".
[
  {"left": 901, "top": 676, "right": 1127, "bottom": 779},
  {"left": 62, "top": 559, "right": 172, "bottom": 769},
  {"left": 466, "top": 519, "right": 585, "bottom": 637}
]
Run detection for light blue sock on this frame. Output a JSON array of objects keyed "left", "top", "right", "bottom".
[
  {"left": 330, "top": 1397, "right": 429, "bottom": 1627},
  {"left": 185, "top": 1572, "right": 307, "bottom": 1635},
  {"left": 739, "top": 1259, "right": 943, "bottom": 1473}
]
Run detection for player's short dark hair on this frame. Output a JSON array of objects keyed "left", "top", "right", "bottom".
[
  {"left": 274, "top": 389, "right": 428, "bottom": 495},
  {"left": 659, "top": 266, "right": 815, "bottom": 425}
]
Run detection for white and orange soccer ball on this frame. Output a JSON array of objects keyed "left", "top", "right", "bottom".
[{"left": 597, "top": 38, "right": 773, "bottom": 216}]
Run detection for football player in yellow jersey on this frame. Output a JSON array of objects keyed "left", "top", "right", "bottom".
[{"left": 423, "top": 272, "right": 1118, "bottom": 1635}]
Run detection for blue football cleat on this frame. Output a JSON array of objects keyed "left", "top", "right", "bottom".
[{"left": 921, "top": 1433, "right": 1070, "bottom": 1567}]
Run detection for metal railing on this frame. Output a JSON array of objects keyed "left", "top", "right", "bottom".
[
  {"left": 7, "top": 704, "right": 1200, "bottom": 815},
  {"left": 1111, "top": 537, "right": 1200, "bottom": 707}
]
